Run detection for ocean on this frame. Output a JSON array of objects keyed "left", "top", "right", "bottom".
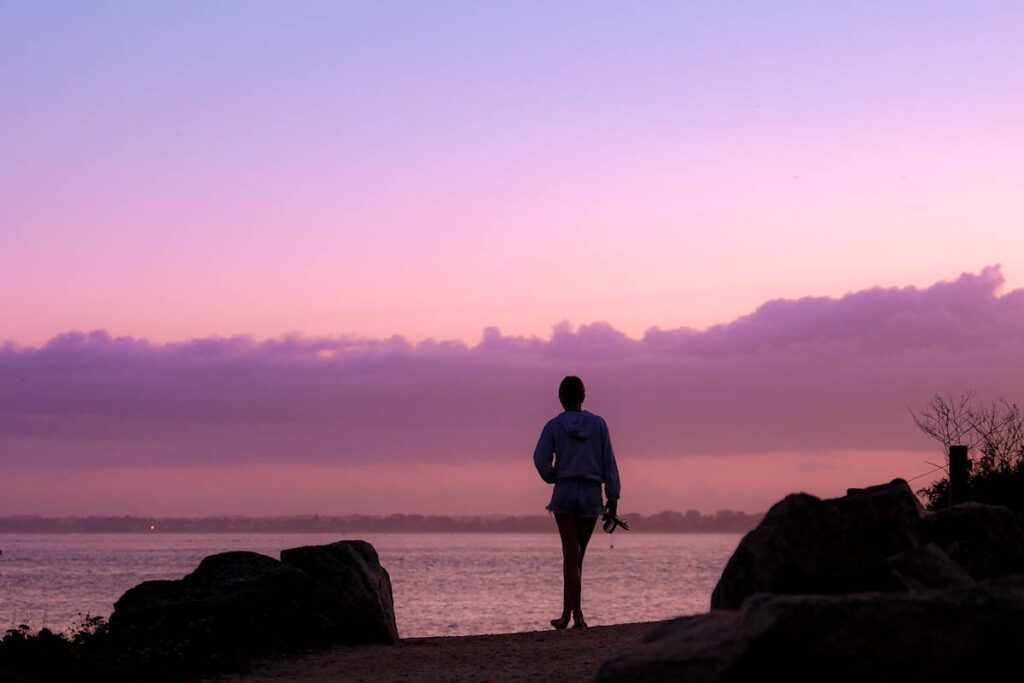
[{"left": 0, "top": 532, "right": 740, "bottom": 638}]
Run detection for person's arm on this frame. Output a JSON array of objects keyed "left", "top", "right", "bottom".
[
  {"left": 533, "top": 422, "right": 557, "bottom": 484},
  {"left": 601, "top": 419, "right": 621, "bottom": 511}
]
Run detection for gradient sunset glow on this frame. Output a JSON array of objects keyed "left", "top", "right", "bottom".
[{"left": 2, "top": 2, "right": 1022, "bottom": 515}]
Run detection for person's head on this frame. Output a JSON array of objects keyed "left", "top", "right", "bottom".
[{"left": 558, "top": 376, "right": 585, "bottom": 410}]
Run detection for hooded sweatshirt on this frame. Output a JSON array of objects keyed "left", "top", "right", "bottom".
[{"left": 533, "top": 410, "right": 621, "bottom": 501}]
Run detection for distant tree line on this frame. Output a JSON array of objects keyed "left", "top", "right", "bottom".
[{"left": 0, "top": 509, "right": 762, "bottom": 534}]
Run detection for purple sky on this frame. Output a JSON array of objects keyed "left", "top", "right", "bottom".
[
  {"left": 1, "top": 2, "right": 1022, "bottom": 514},
  {"left": 2, "top": 2, "right": 1023, "bottom": 346},
  {"left": 3, "top": 268, "right": 1022, "bottom": 514}
]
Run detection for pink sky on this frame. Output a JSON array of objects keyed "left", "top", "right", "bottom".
[
  {"left": 3, "top": 3, "right": 1023, "bottom": 349},
  {"left": 2, "top": 3, "right": 1022, "bottom": 515},
  {"left": 3, "top": 268, "right": 1022, "bottom": 515}
]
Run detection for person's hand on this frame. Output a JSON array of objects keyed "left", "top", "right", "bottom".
[{"left": 606, "top": 499, "right": 618, "bottom": 518}]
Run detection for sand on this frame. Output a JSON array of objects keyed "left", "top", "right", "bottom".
[{"left": 206, "top": 621, "right": 662, "bottom": 683}]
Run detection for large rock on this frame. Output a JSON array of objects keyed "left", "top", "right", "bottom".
[
  {"left": 886, "top": 543, "right": 975, "bottom": 591},
  {"left": 599, "top": 584, "right": 1024, "bottom": 683},
  {"left": 109, "top": 552, "right": 327, "bottom": 657},
  {"left": 832, "top": 479, "right": 926, "bottom": 557},
  {"left": 711, "top": 480, "right": 923, "bottom": 609},
  {"left": 922, "top": 502, "right": 1024, "bottom": 580},
  {"left": 642, "top": 481, "right": 1024, "bottom": 682},
  {"left": 280, "top": 540, "right": 399, "bottom": 644},
  {"left": 109, "top": 541, "right": 397, "bottom": 667}
]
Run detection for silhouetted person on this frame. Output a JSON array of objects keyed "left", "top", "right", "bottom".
[{"left": 533, "top": 375, "right": 621, "bottom": 629}]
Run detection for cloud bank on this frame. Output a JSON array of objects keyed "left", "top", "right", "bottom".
[{"left": 3, "top": 266, "right": 1022, "bottom": 469}]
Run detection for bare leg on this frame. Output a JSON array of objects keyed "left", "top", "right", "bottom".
[
  {"left": 554, "top": 514, "right": 586, "bottom": 627},
  {"left": 554, "top": 552, "right": 571, "bottom": 628},
  {"left": 551, "top": 514, "right": 576, "bottom": 628},
  {"left": 576, "top": 515, "right": 597, "bottom": 571},
  {"left": 573, "top": 516, "right": 597, "bottom": 627}
]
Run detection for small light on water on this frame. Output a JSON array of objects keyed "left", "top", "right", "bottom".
[{"left": 149, "top": 525, "right": 156, "bottom": 532}]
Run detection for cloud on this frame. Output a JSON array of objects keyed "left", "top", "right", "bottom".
[{"left": 2, "top": 266, "right": 1023, "bottom": 468}]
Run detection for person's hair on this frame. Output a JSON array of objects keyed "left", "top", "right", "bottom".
[{"left": 558, "top": 376, "right": 585, "bottom": 408}]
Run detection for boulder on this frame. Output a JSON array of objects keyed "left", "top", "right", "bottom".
[
  {"left": 599, "top": 584, "right": 1024, "bottom": 683},
  {"left": 109, "top": 541, "right": 397, "bottom": 668},
  {"left": 110, "top": 551, "right": 332, "bottom": 663},
  {"left": 886, "top": 543, "right": 974, "bottom": 591},
  {"left": 280, "top": 540, "right": 399, "bottom": 644},
  {"left": 833, "top": 479, "right": 925, "bottom": 558},
  {"left": 711, "top": 480, "right": 922, "bottom": 609},
  {"left": 987, "top": 573, "right": 1024, "bottom": 590},
  {"left": 922, "top": 502, "right": 1024, "bottom": 580},
  {"left": 659, "top": 481, "right": 1024, "bottom": 682}
]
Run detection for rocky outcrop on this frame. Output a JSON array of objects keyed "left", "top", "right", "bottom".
[
  {"left": 606, "top": 479, "right": 1024, "bottom": 682},
  {"left": 922, "top": 502, "right": 1024, "bottom": 579},
  {"left": 886, "top": 543, "right": 974, "bottom": 590},
  {"left": 711, "top": 479, "right": 1024, "bottom": 609},
  {"left": 109, "top": 540, "right": 397, "bottom": 667},
  {"left": 598, "top": 584, "right": 1024, "bottom": 683},
  {"left": 280, "top": 540, "right": 399, "bottom": 644}
]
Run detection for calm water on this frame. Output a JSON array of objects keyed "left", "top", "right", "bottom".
[{"left": 0, "top": 532, "right": 740, "bottom": 638}]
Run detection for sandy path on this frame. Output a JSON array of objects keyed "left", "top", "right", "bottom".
[{"left": 206, "top": 621, "right": 661, "bottom": 683}]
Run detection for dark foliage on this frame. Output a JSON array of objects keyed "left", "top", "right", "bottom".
[
  {"left": 0, "top": 613, "right": 265, "bottom": 682},
  {"left": 914, "top": 393, "right": 1024, "bottom": 514},
  {"left": 0, "top": 616, "right": 113, "bottom": 682},
  {"left": 920, "top": 455, "right": 1024, "bottom": 514}
]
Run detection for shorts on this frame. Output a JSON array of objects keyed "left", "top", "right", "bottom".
[{"left": 547, "top": 478, "right": 604, "bottom": 518}]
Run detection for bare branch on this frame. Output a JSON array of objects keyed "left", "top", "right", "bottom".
[
  {"left": 914, "top": 392, "right": 1024, "bottom": 470},
  {"left": 910, "top": 391, "right": 977, "bottom": 450}
]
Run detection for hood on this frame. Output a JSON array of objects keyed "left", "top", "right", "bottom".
[{"left": 558, "top": 411, "right": 595, "bottom": 440}]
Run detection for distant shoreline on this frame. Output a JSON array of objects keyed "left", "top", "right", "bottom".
[
  {"left": 0, "top": 511, "right": 761, "bottom": 534},
  {"left": 0, "top": 529, "right": 747, "bottom": 535}
]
